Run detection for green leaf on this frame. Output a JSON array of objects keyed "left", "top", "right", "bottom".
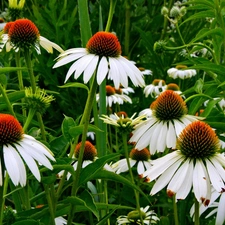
[
  {"left": 95, "top": 208, "right": 119, "bottom": 225},
  {"left": 200, "top": 98, "right": 221, "bottom": 117},
  {"left": 79, "top": 153, "right": 120, "bottom": 185},
  {"left": 193, "top": 79, "right": 204, "bottom": 94},
  {"left": 63, "top": 195, "right": 99, "bottom": 219},
  {"left": 69, "top": 124, "right": 103, "bottom": 138},
  {"left": 190, "top": 28, "right": 223, "bottom": 43},
  {"left": 205, "top": 122, "right": 225, "bottom": 132},
  {"left": 58, "top": 82, "right": 89, "bottom": 91},
  {"left": 61, "top": 115, "right": 77, "bottom": 141},
  {"left": 181, "top": 10, "right": 215, "bottom": 25},
  {"left": 0, "top": 67, "right": 26, "bottom": 74},
  {"left": 12, "top": 220, "right": 39, "bottom": 225}
]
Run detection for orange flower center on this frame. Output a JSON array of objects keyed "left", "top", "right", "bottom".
[
  {"left": 86, "top": 31, "right": 121, "bottom": 57},
  {"left": 75, "top": 141, "right": 97, "bottom": 161},
  {"left": 3, "top": 21, "right": 14, "bottom": 33},
  {"left": 152, "top": 90, "right": 187, "bottom": 120},
  {"left": 166, "top": 83, "right": 180, "bottom": 91},
  {"left": 0, "top": 114, "right": 23, "bottom": 145},
  {"left": 8, "top": 19, "right": 40, "bottom": 49},
  {"left": 106, "top": 85, "right": 116, "bottom": 96},
  {"left": 129, "top": 148, "right": 150, "bottom": 161},
  {"left": 177, "top": 121, "right": 220, "bottom": 158}
]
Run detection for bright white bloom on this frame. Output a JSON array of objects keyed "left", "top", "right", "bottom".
[
  {"left": 0, "top": 19, "right": 63, "bottom": 53},
  {"left": 112, "top": 148, "right": 152, "bottom": 175},
  {"left": 53, "top": 31, "right": 145, "bottom": 88},
  {"left": 142, "top": 121, "right": 225, "bottom": 205},
  {"left": 130, "top": 90, "right": 200, "bottom": 154},
  {"left": 167, "top": 65, "right": 197, "bottom": 79},
  {"left": 96, "top": 85, "right": 132, "bottom": 107},
  {"left": 117, "top": 206, "right": 159, "bottom": 225},
  {"left": 139, "top": 108, "right": 153, "bottom": 118},
  {"left": 0, "top": 114, "right": 55, "bottom": 187},
  {"left": 144, "top": 79, "right": 167, "bottom": 98},
  {"left": 121, "top": 87, "right": 134, "bottom": 95}
]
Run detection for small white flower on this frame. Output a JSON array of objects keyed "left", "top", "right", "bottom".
[
  {"left": 167, "top": 65, "right": 197, "bottom": 79},
  {"left": 144, "top": 79, "right": 167, "bottom": 98}
]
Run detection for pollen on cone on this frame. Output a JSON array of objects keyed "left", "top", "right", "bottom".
[
  {"left": 86, "top": 31, "right": 121, "bottom": 57},
  {"left": 75, "top": 141, "right": 97, "bottom": 161},
  {"left": 0, "top": 114, "right": 23, "bottom": 145}
]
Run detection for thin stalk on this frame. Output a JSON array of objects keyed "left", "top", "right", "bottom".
[
  {"left": 67, "top": 76, "right": 98, "bottom": 225},
  {"left": 23, "top": 109, "right": 36, "bottom": 132},
  {"left": 173, "top": 195, "right": 179, "bottom": 225},
  {"left": 124, "top": 0, "right": 131, "bottom": 56},
  {"left": 105, "top": 0, "right": 117, "bottom": 32},
  {"left": 194, "top": 198, "right": 200, "bottom": 225},
  {"left": 121, "top": 133, "right": 143, "bottom": 225},
  {"left": 0, "top": 83, "right": 16, "bottom": 117}
]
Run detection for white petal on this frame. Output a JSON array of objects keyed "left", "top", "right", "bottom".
[
  {"left": 216, "top": 192, "right": 225, "bottom": 225},
  {"left": 150, "top": 121, "right": 163, "bottom": 153},
  {"left": 166, "top": 121, "right": 177, "bottom": 149},
  {"left": 96, "top": 57, "right": 109, "bottom": 85},
  {"left": 176, "top": 160, "right": 194, "bottom": 200},
  {"left": 3, "top": 145, "right": 26, "bottom": 186},
  {"left": 156, "top": 122, "right": 168, "bottom": 152},
  {"left": 15, "top": 143, "right": 41, "bottom": 181},
  {"left": 137, "top": 161, "right": 145, "bottom": 174},
  {"left": 83, "top": 55, "right": 99, "bottom": 83},
  {"left": 150, "top": 157, "right": 183, "bottom": 195}
]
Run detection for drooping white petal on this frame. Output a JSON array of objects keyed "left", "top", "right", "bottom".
[
  {"left": 173, "top": 119, "right": 186, "bottom": 137},
  {"left": 167, "top": 159, "right": 190, "bottom": 195},
  {"left": 156, "top": 122, "right": 168, "bottom": 152},
  {"left": 210, "top": 157, "right": 225, "bottom": 181},
  {"left": 205, "top": 159, "right": 224, "bottom": 192},
  {"left": 193, "top": 160, "right": 208, "bottom": 203},
  {"left": 150, "top": 157, "right": 183, "bottom": 195},
  {"left": 143, "top": 151, "right": 183, "bottom": 181},
  {"left": 97, "top": 56, "right": 109, "bottom": 85},
  {"left": 166, "top": 121, "right": 177, "bottom": 149},
  {"left": 137, "top": 161, "right": 145, "bottom": 174},
  {"left": 150, "top": 121, "right": 164, "bottom": 153},
  {"left": 216, "top": 192, "right": 225, "bottom": 225},
  {"left": 40, "top": 36, "right": 64, "bottom": 53},
  {"left": 176, "top": 159, "right": 194, "bottom": 200},
  {"left": 0, "top": 159, "right": 2, "bottom": 186},
  {"left": 83, "top": 55, "right": 99, "bottom": 83},
  {"left": 15, "top": 143, "right": 41, "bottom": 181},
  {"left": 3, "top": 145, "right": 26, "bottom": 186}
]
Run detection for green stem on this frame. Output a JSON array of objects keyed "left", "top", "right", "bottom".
[
  {"left": 121, "top": 133, "right": 143, "bottom": 224},
  {"left": 23, "top": 109, "right": 36, "bottom": 132},
  {"left": 124, "top": 0, "right": 131, "bottom": 56},
  {"left": 0, "top": 83, "right": 16, "bottom": 117},
  {"left": 44, "top": 184, "right": 56, "bottom": 225},
  {"left": 67, "top": 76, "right": 98, "bottom": 225},
  {"left": 194, "top": 198, "right": 200, "bottom": 225},
  {"left": 105, "top": 0, "right": 117, "bottom": 32},
  {"left": 173, "top": 195, "right": 179, "bottom": 225}
]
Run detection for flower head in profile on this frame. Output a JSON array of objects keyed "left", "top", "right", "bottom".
[
  {"left": 117, "top": 206, "right": 159, "bottom": 224},
  {"left": 167, "top": 65, "right": 197, "bottom": 79},
  {"left": 0, "top": 18, "right": 63, "bottom": 53},
  {"left": 112, "top": 148, "right": 152, "bottom": 175},
  {"left": 8, "top": 0, "right": 25, "bottom": 20},
  {"left": 53, "top": 31, "right": 145, "bottom": 88},
  {"left": 96, "top": 85, "right": 132, "bottom": 107},
  {"left": 144, "top": 79, "right": 167, "bottom": 98},
  {"left": 100, "top": 112, "right": 146, "bottom": 133},
  {"left": 0, "top": 114, "right": 55, "bottom": 186},
  {"left": 142, "top": 121, "right": 225, "bottom": 206},
  {"left": 130, "top": 90, "right": 200, "bottom": 154}
]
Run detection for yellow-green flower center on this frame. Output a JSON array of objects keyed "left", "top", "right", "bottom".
[
  {"left": 152, "top": 90, "right": 187, "bottom": 120},
  {"left": 177, "top": 121, "right": 220, "bottom": 159},
  {"left": 0, "top": 114, "right": 23, "bottom": 145},
  {"left": 86, "top": 31, "right": 121, "bottom": 57}
]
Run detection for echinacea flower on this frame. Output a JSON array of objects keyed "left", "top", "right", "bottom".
[
  {"left": 143, "top": 79, "right": 167, "bottom": 98},
  {"left": 96, "top": 85, "right": 132, "bottom": 107},
  {"left": 0, "top": 114, "right": 55, "bottom": 186},
  {"left": 130, "top": 90, "right": 200, "bottom": 154},
  {"left": 53, "top": 31, "right": 145, "bottom": 88},
  {"left": 117, "top": 206, "right": 159, "bottom": 225},
  {"left": 142, "top": 121, "right": 225, "bottom": 205},
  {"left": 0, "top": 19, "right": 63, "bottom": 53},
  {"left": 112, "top": 148, "right": 152, "bottom": 175},
  {"left": 167, "top": 65, "right": 197, "bottom": 79}
]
